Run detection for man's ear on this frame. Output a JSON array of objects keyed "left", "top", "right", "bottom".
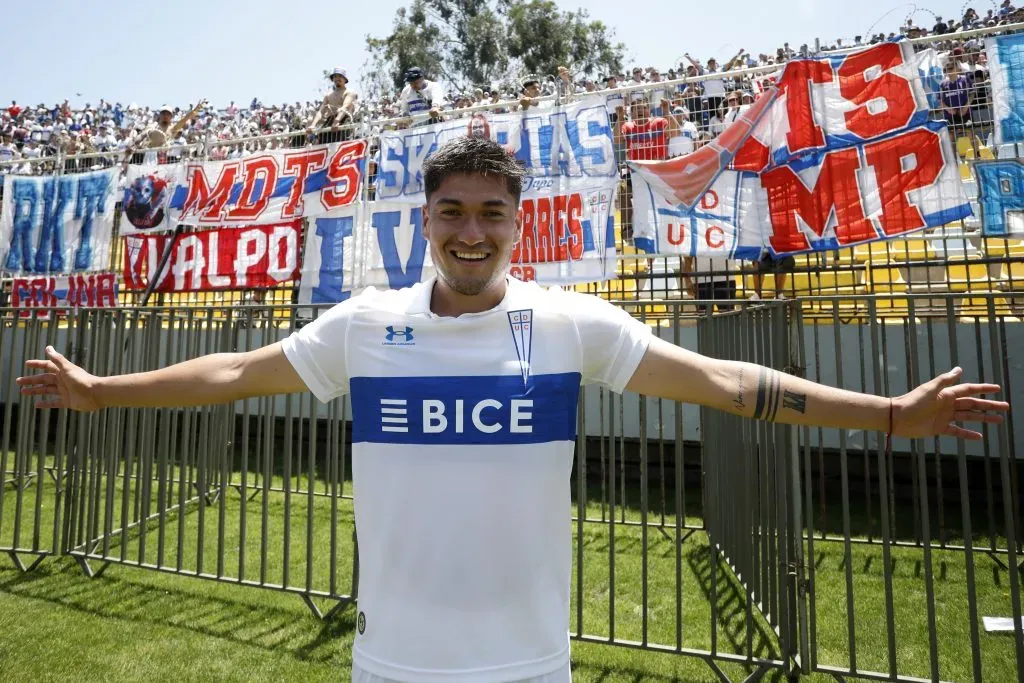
[
  {"left": 421, "top": 203, "right": 430, "bottom": 240},
  {"left": 514, "top": 205, "right": 524, "bottom": 243}
]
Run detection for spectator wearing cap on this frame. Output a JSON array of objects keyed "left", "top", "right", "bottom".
[
  {"left": 665, "top": 104, "right": 700, "bottom": 157},
  {"left": 614, "top": 93, "right": 669, "bottom": 243},
  {"left": 647, "top": 68, "right": 667, "bottom": 116},
  {"left": 713, "top": 90, "right": 744, "bottom": 135},
  {"left": 398, "top": 67, "right": 445, "bottom": 125},
  {"left": 940, "top": 58, "right": 973, "bottom": 144},
  {"left": 126, "top": 99, "right": 206, "bottom": 162},
  {"left": 603, "top": 74, "right": 625, "bottom": 122},
  {"left": 309, "top": 68, "right": 359, "bottom": 144}
]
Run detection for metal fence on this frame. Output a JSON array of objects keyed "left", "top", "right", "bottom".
[{"left": 1, "top": 293, "right": 1022, "bottom": 681}]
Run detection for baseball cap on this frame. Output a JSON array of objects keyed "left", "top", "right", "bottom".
[
  {"left": 159, "top": 104, "right": 173, "bottom": 114},
  {"left": 404, "top": 67, "right": 425, "bottom": 83},
  {"left": 672, "top": 105, "right": 690, "bottom": 116}
]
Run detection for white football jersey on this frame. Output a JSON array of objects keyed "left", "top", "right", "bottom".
[{"left": 282, "top": 276, "right": 651, "bottom": 682}]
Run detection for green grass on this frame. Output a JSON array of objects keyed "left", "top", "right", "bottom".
[{"left": 1, "top": 457, "right": 1021, "bottom": 682}]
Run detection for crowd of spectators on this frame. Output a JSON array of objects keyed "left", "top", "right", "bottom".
[{"left": 1, "top": 4, "right": 1022, "bottom": 175}]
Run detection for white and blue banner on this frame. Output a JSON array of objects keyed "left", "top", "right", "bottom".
[
  {"left": 0, "top": 168, "right": 118, "bottom": 274},
  {"left": 975, "top": 160, "right": 1024, "bottom": 236},
  {"left": 373, "top": 100, "right": 617, "bottom": 203},
  {"left": 298, "top": 189, "right": 618, "bottom": 306},
  {"left": 988, "top": 32, "right": 1024, "bottom": 147},
  {"left": 630, "top": 41, "right": 971, "bottom": 259}
]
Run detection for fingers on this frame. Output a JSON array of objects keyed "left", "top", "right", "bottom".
[
  {"left": 19, "top": 385, "right": 61, "bottom": 397},
  {"left": 954, "top": 397, "right": 1010, "bottom": 412},
  {"left": 952, "top": 410, "right": 1005, "bottom": 424},
  {"left": 952, "top": 383, "right": 1004, "bottom": 397},
  {"left": 16, "top": 373, "right": 55, "bottom": 387},
  {"left": 24, "top": 359, "right": 58, "bottom": 372},
  {"left": 45, "top": 345, "right": 71, "bottom": 370},
  {"left": 935, "top": 366, "right": 964, "bottom": 389},
  {"left": 944, "top": 423, "right": 983, "bottom": 440}
]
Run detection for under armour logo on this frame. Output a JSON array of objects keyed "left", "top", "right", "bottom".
[{"left": 385, "top": 326, "right": 414, "bottom": 343}]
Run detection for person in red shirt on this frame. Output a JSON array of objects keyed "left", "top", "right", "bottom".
[
  {"left": 8, "top": 101, "right": 21, "bottom": 118},
  {"left": 614, "top": 94, "right": 668, "bottom": 243}
]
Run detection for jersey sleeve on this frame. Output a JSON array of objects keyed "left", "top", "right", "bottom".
[
  {"left": 562, "top": 291, "right": 653, "bottom": 392},
  {"left": 280, "top": 300, "right": 357, "bottom": 402}
]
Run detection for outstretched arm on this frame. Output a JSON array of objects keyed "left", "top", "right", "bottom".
[
  {"left": 169, "top": 99, "right": 207, "bottom": 138},
  {"left": 627, "top": 338, "right": 1008, "bottom": 440},
  {"left": 17, "top": 343, "right": 307, "bottom": 412}
]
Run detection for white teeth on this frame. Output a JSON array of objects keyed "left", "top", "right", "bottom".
[{"left": 454, "top": 251, "right": 488, "bottom": 260}]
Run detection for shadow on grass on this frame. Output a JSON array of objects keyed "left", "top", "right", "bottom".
[
  {"left": 0, "top": 556, "right": 356, "bottom": 664},
  {"left": 685, "top": 544, "right": 781, "bottom": 666}
]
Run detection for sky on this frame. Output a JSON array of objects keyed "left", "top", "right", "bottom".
[{"left": 2, "top": 0, "right": 977, "bottom": 109}]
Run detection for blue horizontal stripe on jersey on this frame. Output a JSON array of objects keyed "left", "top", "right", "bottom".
[{"left": 350, "top": 372, "right": 582, "bottom": 445}]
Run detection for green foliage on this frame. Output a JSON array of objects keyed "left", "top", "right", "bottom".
[{"left": 361, "top": 0, "right": 625, "bottom": 102}]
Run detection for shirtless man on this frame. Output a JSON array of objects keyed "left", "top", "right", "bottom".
[{"left": 309, "top": 67, "right": 359, "bottom": 143}]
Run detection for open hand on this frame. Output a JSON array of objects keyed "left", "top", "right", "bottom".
[
  {"left": 894, "top": 367, "right": 1008, "bottom": 440},
  {"left": 16, "top": 346, "right": 101, "bottom": 412}
]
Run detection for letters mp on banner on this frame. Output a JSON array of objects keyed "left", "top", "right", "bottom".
[
  {"left": 297, "top": 190, "right": 617, "bottom": 305},
  {"left": 119, "top": 139, "right": 367, "bottom": 234},
  {"left": 122, "top": 221, "right": 301, "bottom": 292},
  {"left": 0, "top": 168, "right": 117, "bottom": 274},
  {"left": 630, "top": 41, "right": 971, "bottom": 258},
  {"left": 10, "top": 272, "right": 118, "bottom": 319},
  {"left": 988, "top": 31, "right": 1024, "bottom": 147},
  {"left": 373, "top": 99, "right": 616, "bottom": 203}
]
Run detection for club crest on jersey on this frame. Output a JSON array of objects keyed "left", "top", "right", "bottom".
[
  {"left": 507, "top": 309, "right": 533, "bottom": 385},
  {"left": 384, "top": 325, "right": 415, "bottom": 346}
]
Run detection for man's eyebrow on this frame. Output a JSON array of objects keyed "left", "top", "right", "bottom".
[{"left": 434, "top": 198, "right": 512, "bottom": 207}]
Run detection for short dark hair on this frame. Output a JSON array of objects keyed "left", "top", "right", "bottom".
[{"left": 423, "top": 137, "right": 526, "bottom": 203}]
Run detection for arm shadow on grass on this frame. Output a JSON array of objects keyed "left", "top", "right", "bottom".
[{"left": 0, "top": 557, "right": 356, "bottom": 665}]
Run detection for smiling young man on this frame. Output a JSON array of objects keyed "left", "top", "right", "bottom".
[{"left": 18, "top": 137, "right": 1008, "bottom": 683}]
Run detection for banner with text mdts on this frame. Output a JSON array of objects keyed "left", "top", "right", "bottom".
[
  {"left": 120, "top": 140, "right": 367, "bottom": 234},
  {"left": 0, "top": 168, "right": 117, "bottom": 275},
  {"left": 122, "top": 221, "right": 302, "bottom": 292},
  {"left": 630, "top": 41, "right": 971, "bottom": 259}
]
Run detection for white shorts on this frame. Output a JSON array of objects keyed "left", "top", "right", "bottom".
[{"left": 351, "top": 660, "right": 572, "bottom": 683}]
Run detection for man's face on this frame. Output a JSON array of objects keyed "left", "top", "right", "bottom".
[
  {"left": 631, "top": 101, "right": 649, "bottom": 120},
  {"left": 422, "top": 173, "right": 522, "bottom": 297},
  {"left": 332, "top": 75, "right": 346, "bottom": 88},
  {"left": 159, "top": 111, "right": 172, "bottom": 125},
  {"left": 411, "top": 77, "right": 426, "bottom": 91},
  {"left": 524, "top": 83, "right": 540, "bottom": 98}
]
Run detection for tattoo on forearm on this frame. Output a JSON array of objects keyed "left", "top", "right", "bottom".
[
  {"left": 783, "top": 390, "right": 807, "bottom": 414},
  {"left": 752, "top": 368, "right": 782, "bottom": 421},
  {"left": 733, "top": 368, "right": 746, "bottom": 410}
]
